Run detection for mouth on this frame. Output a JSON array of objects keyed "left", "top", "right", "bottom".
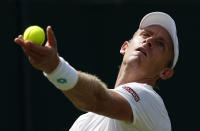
[{"left": 136, "top": 47, "right": 147, "bottom": 57}]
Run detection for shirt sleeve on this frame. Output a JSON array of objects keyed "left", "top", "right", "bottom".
[
  {"left": 113, "top": 85, "right": 140, "bottom": 125},
  {"left": 113, "top": 84, "right": 171, "bottom": 131},
  {"left": 113, "top": 85, "right": 159, "bottom": 127}
]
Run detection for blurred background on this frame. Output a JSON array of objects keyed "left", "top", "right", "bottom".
[{"left": 3, "top": 0, "right": 200, "bottom": 130}]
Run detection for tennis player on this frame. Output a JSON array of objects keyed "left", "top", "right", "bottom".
[{"left": 14, "top": 12, "right": 179, "bottom": 131}]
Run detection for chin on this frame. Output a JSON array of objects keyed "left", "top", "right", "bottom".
[{"left": 125, "top": 56, "right": 143, "bottom": 69}]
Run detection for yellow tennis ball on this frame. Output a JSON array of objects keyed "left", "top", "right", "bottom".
[{"left": 23, "top": 25, "right": 45, "bottom": 46}]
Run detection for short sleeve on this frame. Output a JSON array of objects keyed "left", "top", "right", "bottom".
[
  {"left": 113, "top": 86, "right": 141, "bottom": 125},
  {"left": 113, "top": 83, "right": 165, "bottom": 129}
]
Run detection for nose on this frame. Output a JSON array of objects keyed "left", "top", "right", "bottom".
[{"left": 142, "top": 37, "right": 153, "bottom": 48}]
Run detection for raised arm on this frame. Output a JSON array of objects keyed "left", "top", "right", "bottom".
[{"left": 14, "top": 26, "right": 133, "bottom": 122}]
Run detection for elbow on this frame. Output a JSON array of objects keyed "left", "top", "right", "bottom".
[
  {"left": 70, "top": 84, "right": 108, "bottom": 112},
  {"left": 73, "top": 103, "right": 89, "bottom": 111},
  {"left": 78, "top": 95, "right": 106, "bottom": 113},
  {"left": 73, "top": 98, "right": 98, "bottom": 112}
]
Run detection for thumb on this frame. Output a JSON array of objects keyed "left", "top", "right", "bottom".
[{"left": 46, "top": 26, "right": 57, "bottom": 48}]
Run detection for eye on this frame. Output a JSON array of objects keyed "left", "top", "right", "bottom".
[
  {"left": 157, "top": 41, "right": 165, "bottom": 49},
  {"left": 141, "top": 32, "right": 150, "bottom": 38}
]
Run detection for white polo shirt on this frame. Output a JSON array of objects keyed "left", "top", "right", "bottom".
[{"left": 69, "top": 82, "right": 171, "bottom": 131}]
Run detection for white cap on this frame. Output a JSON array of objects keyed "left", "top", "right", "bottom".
[{"left": 139, "top": 12, "right": 179, "bottom": 68}]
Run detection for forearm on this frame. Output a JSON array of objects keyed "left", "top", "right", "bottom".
[
  {"left": 43, "top": 57, "right": 110, "bottom": 112},
  {"left": 43, "top": 58, "right": 132, "bottom": 122},
  {"left": 63, "top": 71, "right": 109, "bottom": 112}
]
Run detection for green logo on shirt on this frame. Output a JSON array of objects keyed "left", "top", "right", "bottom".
[{"left": 57, "top": 78, "right": 67, "bottom": 84}]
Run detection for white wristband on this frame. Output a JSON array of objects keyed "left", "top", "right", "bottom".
[{"left": 43, "top": 57, "right": 78, "bottom": 91}]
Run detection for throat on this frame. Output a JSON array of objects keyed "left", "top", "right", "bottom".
[{"left": 114, "top": 64, "right": 157, "bottom": 88}]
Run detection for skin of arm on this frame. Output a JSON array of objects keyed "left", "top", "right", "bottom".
[
  {"left": 14, "top": 26, "right": 133, "bottom": 122},
  {"left": 63, "top": 71, "right": 133, "bottom": 122}
]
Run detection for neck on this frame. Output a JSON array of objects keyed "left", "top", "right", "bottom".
[{"left": 114, "top": 63, "right": 157, "bottom": 88}]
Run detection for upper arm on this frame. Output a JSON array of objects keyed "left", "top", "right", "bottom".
[
  {"left": 91, "top": 89, "right": 133, "bottom": 122},
  {"left": 62, "top": 71, "right": 133, "bottom": 122}
]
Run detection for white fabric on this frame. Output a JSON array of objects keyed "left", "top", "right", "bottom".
[
  {"left": 139, "top": 12, "right": 179, "bottom": 68},
  {"left": 43, "top": 57, "right": 78, "bottom": 91},
  {"left": 69, "top": 82, "right": 171, "bottom": 131}
]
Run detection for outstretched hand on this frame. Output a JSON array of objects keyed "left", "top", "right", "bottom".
[{"left": 14, "top": 26, "right": 60, "bottom": 74}]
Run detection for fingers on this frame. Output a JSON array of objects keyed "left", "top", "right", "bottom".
[
  {"left": 14, "top": 35, "right": 26, "bottom": 47},
  {"left": 46, "top": 26, "right": 57, "bottom": 48},
  {"left": 14, "top": 25, "right": 57, "bottom": 50},
  {"left": 24, "top": 41, "right": 50, "bottom": 56},
  {"left": 13, "top": 25, "right": 57, "bottom": 58},
  {"left": 23, "top": 47, "right": 43, "bottom": 61},
  {"left": 14, "top": 36, "right": 47, "bottom": 59},
  {"left": 13, "top": 27, "right": 59, "bottom": 72}
]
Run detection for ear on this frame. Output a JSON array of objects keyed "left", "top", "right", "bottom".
[
  {"left": 159, "top": 68, "right": 174, "bottom": 80},
  {"left": 120, "top": 41, "right": 129, "bottom": 55}
]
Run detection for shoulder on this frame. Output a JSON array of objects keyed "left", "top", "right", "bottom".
[
  {"left": 114, "top": 82, "right": 162, "bottom": 103},
  {"left": 113, "top": 82, "right": 169, "bottom": 125}
]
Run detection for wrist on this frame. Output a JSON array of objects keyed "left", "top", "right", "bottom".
[
  {"left": 44, "top": 55, "right": 60, "bottom": 74},
  {"left": 43, "top": 57, "right": 78, "bottom": 91}
]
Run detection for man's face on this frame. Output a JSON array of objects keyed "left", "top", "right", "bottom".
[{"left": 121, "top": 25, "right": 174, "bottom": 79}]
